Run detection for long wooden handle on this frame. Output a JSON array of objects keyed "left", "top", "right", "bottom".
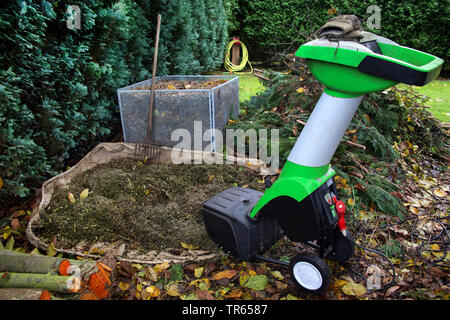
[{"left": 147, "top": 14, "right": 161, "bottom": 141}]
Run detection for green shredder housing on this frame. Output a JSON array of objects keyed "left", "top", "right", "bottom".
[
  {"left": 295, "top": 33, "right": 444, "bottom": 97},
  {"left": 201, "top": 31, "right": 444, "bottom": 265}
]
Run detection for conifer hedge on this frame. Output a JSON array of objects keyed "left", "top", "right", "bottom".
[
  {"left": 226, "top": 0, "right": 449, "bottom": 67},
  {"left": 0, "top": 0, "right": 228, "bottom": 204}
]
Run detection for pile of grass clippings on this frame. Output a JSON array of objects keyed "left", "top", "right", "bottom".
[{"left": 37, "top": 159, "right": 265, "bottom": 252}]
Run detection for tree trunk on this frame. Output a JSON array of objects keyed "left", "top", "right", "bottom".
[{"left": 0, "top": 249, "right": 96, "bottom": 274}]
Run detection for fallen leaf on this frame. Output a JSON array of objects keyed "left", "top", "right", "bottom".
[
  {"left": 428, "top": 266, "right": 448, "bottom": 278},
  {"left": 332, "top": 279, "right": 348, "bottom": 288},
  {"left": 11, "top": 210, "right": 26, "bottom": 218},
  {"left": 194, "top": 267, "right": 204, "bottom": 278},
  {"left": 296, "top": 87, "right": 305, "bottom": 94},
  {"left": 243, "top": 275, "right": 268, "bottom": 291},
  {"left": 430, "top": 243, "right": 440, "bottom": 251},
  {"left": 132, "top": 263, "right": 143, "bottom": 271},
  {"left": 409, "top": 206, "right": 418, "bottom": 215},
  {"left": 145, "top": 286, "right": 160, "bottom": 298},
  {"left": 385, "top": 285, "right": 400, "bottom": 297},
  {"left": 203, "top": 262, "right": 217, "bottom": 277},
  {"left": 180, "top": 292, "right": 199, "bottom": 300},
  {"left": 195, "top": 289, "right": 215, "bottom": 300},
  {"left": 190, "top": 278, "right": 210, "bottom": 291},
  {"left": 275, "top": 280, "right": 287, "bottom": 290},
  {"left": 166, "top": 283, "right": 181, "bottom": 297},
  {"left": 181, "top": 242, "right": 198, "bottom": 250},
  {"left": 342, "top": 282, "right": 366, "bottom": 296},
  {"left": 225, "top": 289, "right": 243, "bottom": 299},
  {"left": 271, "top": 270, "right": 284, "bottom": 280},
  {"left": 433, "top": 189, "right": 447, "bottom": 198},
  {"left": 80, "top": 188, "right": 89, "bottom": 200},
  {"left": 68, "top": 192, "right": 76, "bottom": 204},
  {"left": 10, "top": 218, "right": 19, "bottom": 230},
  {"left": 212, "top": 269, "right": 237, "bottom": 280},
  {"left": 328, "top": 7, "right": 337, "bottom": 15},
  {"left": 363, "top": 113, "right": 370, "bottom": 123},
  {"left": 153, "top": 261, "right": 170, "bottom": 274},
  {"left": 118, "top": 281, "right": 130, "bottom": 291},
  {"left": 46, "top": 242, "right": 57, "bottom": 257},
  {"left": 239, "top": 271, "right": 249, "bottom": 286},
  {"left": 147, "top": 266, "right": 158, "bottom": 282}
]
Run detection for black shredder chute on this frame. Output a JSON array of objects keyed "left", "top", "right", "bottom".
[{"left": 202, "top": 187, "right": 281, "bottom": 261}]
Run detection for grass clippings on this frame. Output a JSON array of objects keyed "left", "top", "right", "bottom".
[{"left": 37, "top": 159, "right": 265, "bottom": 253}]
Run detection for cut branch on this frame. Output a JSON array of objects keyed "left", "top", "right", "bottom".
[
  {"left": 0, "top": 272, "right": 73, "bottom": 293},
  {"left": 343, "top": 140, "right": 366, "bottom": 150},
  {"left": 0, "top": 249, "right": 96, "bottom": 275},
  {"left": 253, "top": 72, "right": 271, "bottom": 82}
]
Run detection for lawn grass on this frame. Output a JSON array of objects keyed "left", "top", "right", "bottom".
[
  {"left": 398, "top": 80, "right": 450, "bottom": 122},
  {"left": 209, "top": 71, "right": 266, "bottom": 103},
  {"left": 234, "top": 73, "right": 266, "bottom": 103}
]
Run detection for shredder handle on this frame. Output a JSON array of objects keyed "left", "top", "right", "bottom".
[{"left": 357, "top": 52, "right": 443, "bottom": 86}]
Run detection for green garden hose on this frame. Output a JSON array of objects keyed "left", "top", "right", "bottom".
[{"left": 224, "top": 39, "right": 253, "bottom": 74}]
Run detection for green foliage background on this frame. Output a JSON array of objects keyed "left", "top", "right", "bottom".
[
  {"left": 226, "top": 0, "right": 449, "bottom": 66},
  {"left": 0, "top": 0, "right": 228, "bottom": 204}
]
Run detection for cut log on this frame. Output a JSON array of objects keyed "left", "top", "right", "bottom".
[
  {"left": 0, "top": 272, "right": 73, "bottom": 293},
  {"left": 0, "top": 249, "right": 96, "bottom": 275}
]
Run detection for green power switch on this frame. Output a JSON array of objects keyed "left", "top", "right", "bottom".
[{"left": 330, "top": 205, "right": 337, "bottom": 218}]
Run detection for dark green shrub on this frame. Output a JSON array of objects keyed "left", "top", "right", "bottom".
[
  {"left": 0, "top": 0, "right": 228, "bottom": 205},
  {"left": 227, "top": 0, "right": 449, "bottom": 68}
]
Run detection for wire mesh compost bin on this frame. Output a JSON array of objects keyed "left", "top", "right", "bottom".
[{"left": 117, "top": 75, "right": 239, "bottom": 151}]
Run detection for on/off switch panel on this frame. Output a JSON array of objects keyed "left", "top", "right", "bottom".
[{"left": 315, "top": 178, "right": 339, "bottom": 226}]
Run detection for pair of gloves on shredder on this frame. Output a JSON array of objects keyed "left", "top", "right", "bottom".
[
  {"left": 314, "top": 15, "right": 382, "bottom": 54},
  {"left": 315, "top": 14, "right": 363, "bottom": 41}
]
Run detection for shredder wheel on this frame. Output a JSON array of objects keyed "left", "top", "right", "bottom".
[{"left": 289, "top": 254, "right": 331, "bottom": 294}]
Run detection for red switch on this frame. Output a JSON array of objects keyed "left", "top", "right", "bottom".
[
  {"left": 336, "top": 200, "right": 345, "bottom": 216},
  {"left": 335, "top": 200, "right": 347, "bottom": 236}
]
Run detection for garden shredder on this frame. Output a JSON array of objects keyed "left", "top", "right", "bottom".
[{"left": 202, "top": 16, "right": 444, "bottom": 294}]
